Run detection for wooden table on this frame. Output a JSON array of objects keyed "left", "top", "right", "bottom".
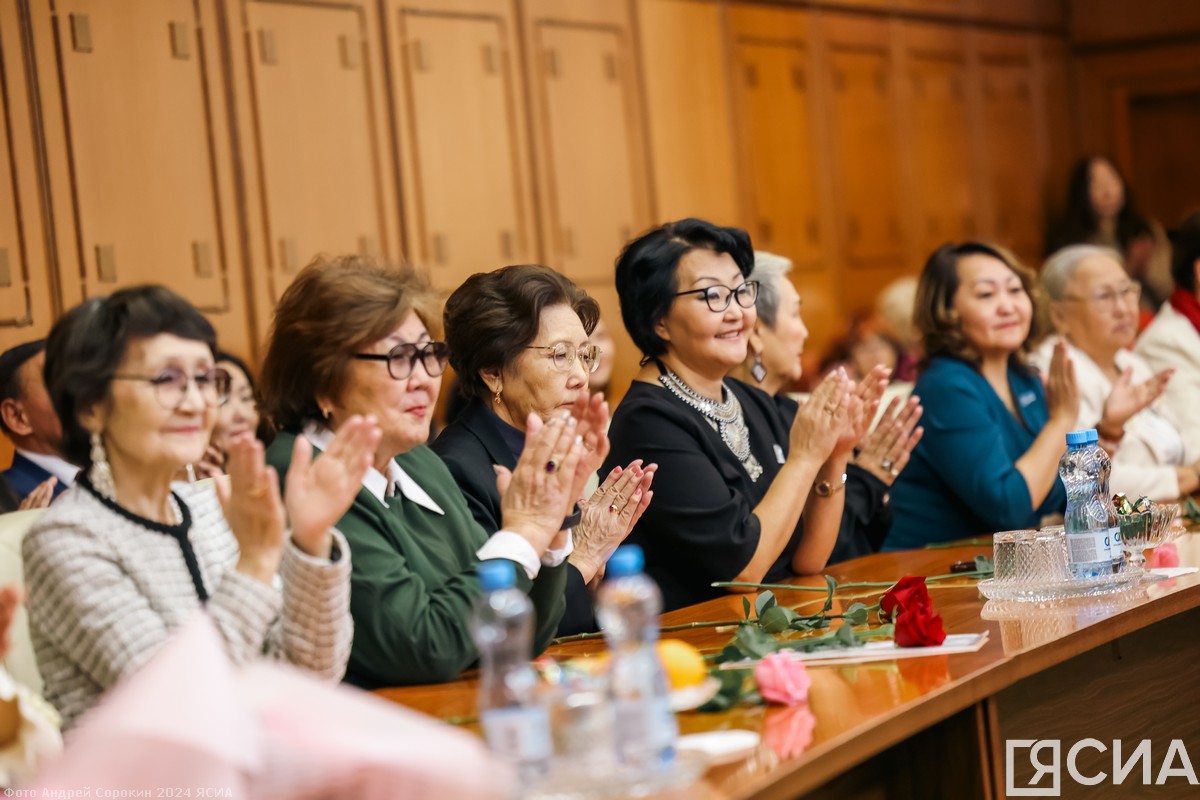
[{"left": 378, "top": 531, "right": 1200, "bottom": 799}]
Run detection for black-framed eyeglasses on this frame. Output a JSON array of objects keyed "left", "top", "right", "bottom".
[
  {"left": 352, "top": 341, "right": 449, "bottom": 380},
  {"left": 673, "top": 280, "right": 759, "bottom": 313},
  {"left": 112, "top": 366, "right": 232, "bottom": 409},
  {"left": 524, "top": 343, "right": 602, "bottom": 374}
]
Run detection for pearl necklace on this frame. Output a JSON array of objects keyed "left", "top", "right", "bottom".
[{"left": 659, "top": 369, "right": 763, "bottom": 482}]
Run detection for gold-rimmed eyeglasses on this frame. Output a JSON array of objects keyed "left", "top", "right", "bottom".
[
  {"left": 525, "top": 343, "right": 602, "bottom": 374},
  {"left": 1061, "top": 283, "right": 1141, "bottom": 310},
  {"left": 111, "top": 366, "right": 232, "bottom": 409}
]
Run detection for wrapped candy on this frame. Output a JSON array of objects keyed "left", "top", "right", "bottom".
[
  {"left": 1133, "top": 496, "right": 1153, "bottom": 513},
  {"left": 1113, "top": 493, "right": 1135, "bottom": 515}
]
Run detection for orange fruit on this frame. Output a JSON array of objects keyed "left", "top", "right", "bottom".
[{"left": 657, "top": 639, "right": 707, "bottom": 689}]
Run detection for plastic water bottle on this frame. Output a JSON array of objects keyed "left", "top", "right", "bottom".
[
  {"left": 1059, "top": 431, "right": 1116, "bottom": 578},
  {"left": 470, "top": 560, "right": 550, "bottom": 782},
  {"left": 1085, "top": 428, "right": 1125, "bottom": 572},
  {"left": 596, "top": 545, "right": 678, "bottom": 772}
]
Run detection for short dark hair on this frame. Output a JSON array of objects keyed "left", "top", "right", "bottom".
[
  {"left": 914, "top": 242, "right": 1042, "bottom": 371},
  {"left": 444, "top": 265, "right": 599, "bottom": 400},
  {"left": 216, "top": 351, "right": 256, "bottom": 393},
  {"left": 1169, "top": 212, "right": 1200, "bottom": 294},
  {"left": 44, "top": 286, "right": 218, "bottom": 466},
  {"left": 614, "top": 218, "right": 754, "bottom": 359},
  {"left": 260, "top": 254, "right": 441, "bottom": 432},
  {"left": 0, "top": 339, "right": 46, "bottom": 437}
]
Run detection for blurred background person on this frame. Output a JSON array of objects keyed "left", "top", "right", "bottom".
[
  {"left": 738, "top": 251, "right": 924, "bottom": 564},
  {"left": 818, "top": 315, "right": 903, "bottom": 384},
  {"left": 25, "top": 285, "right": 372, "bottom": 728},
  {"left": 1036, "top": 244, "right": 1193, "bottom": 500},
  {"left": 874, "top": 275, "right": 921, "bottom": 382},
  {"left": 605, "top": 219, "right": 870, "bottom": 612},
  {"left": 587, "top": 316, "right": 617, "bottom": 400},
  {"left": 192, "top": 351, "right": 267, "bottom": 480},
  {"left": 885, "top": 243, "right": 1076, "bottom": 550},
  {"left": 261, "top": 256, "right": 586, "bottom": 688},
  {"left": 1044, "top": 156, "right": 1171, "bottom": 325},
  {"left": 0, "top": 340, "right": 75, "bottom": 509},
  {"left": 1137, "top": 212, "right": 1200, "bottom": 461},
  {"left": 436, "top": 265, "right": 653, "bottom": 636}
]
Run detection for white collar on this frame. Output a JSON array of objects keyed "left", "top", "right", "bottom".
[
  {"left": 17, "top": 449, "right": 79, "bottom": 486},
  {"left": 301, "top": 423, "right": 443, "bottom": 515}
]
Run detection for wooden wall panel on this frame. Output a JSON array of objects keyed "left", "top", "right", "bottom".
[
  {"left": 0, "top": 0, "right": 54, "bottom": 354},
  {"left": 29, "top": 0, "right": 250, "bottom": 353},
  {"left": 387, "top": 2, "right": 537, "bottom": 293},
  {"left": 636, "top": 0, "right": 741, "bottom": 227},
  {"left": 1070, "top": 0, "right": 1200, "bottom": 46},
  {"left": 225, "top": 0, "right": 397, "bottom": 357}
]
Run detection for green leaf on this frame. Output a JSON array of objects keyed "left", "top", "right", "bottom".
[
  {"left": 715, "top": 645, "right": 745, "bottom": 665},
  {"left": 742, "top": 596, "right": 752, "bottom": 621},
  {"left": 755, "top": 590, "right": 777, "bottom": 618},
  {"left": 735, "top": 622, "right": 781, "bottom": 659},
  {"left": 974, "top": 555, "right": 995, "bottom": 576},
  {"left": 698, "top": 669, "right": 750, "bottom": 713},
  {"left": 835, "top": 622, "right": 861, "bottom": 648},
  {"left": 842, "top": 602, "right": 869, "bottom": 626},
  {"left": 759, "top": 605, "right": 792, "bottom": 633},
  {"left": 821, "top": 575, "right": 838, "bottom": 613}
]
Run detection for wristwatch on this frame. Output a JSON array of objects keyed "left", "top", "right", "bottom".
[{"left": 814, "top": 472, "right": 848, "bottom": 497}]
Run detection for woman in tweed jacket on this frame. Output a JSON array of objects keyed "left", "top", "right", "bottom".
[{"left": 22, "top": 286, "right": 380, "bottom": 728}]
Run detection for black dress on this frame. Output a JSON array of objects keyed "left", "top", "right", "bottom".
[
  {"left": 602, "top": 378, "right": 802, "bottom": 612},
  {"left": 432, "top": 399, "right": 597, "bottom": 635}
]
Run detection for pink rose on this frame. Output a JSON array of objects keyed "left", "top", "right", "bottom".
[
  {"left": 1146, "top": 543, "right": 1179, "bottom": 569},
  {"left": 755, "top": 652, "right": 811, "bottom": 705}
]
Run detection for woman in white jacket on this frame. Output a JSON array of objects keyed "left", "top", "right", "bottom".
[{"left": 1035, "top": 244, "right": 1199, "bottom": 500}]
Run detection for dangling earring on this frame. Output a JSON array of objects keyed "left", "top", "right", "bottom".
[
  {"left": 750, "top": 350, "right": 767, "bottom": 384},
  {"left": 89, "top": 431, "right": 116, "bottom": 500},
  {"left": 493, "top": 387, "right": 502, "bottom": 405}
]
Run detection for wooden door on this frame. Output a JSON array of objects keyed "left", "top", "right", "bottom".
[
  {"left": 1129, "top": 87, "right": 1200, "bottom": 229},
  {"left": 233, "top": 0, "right": 396, "bottom": 345},
  {"left": 0, "top": 0, "right": 54, "bottom": 353},
  {"left": 30, "top": 0, "right": 250, "bottom": 351},
  {"left": 975, "top": 35, "right": 1043, "bottom": 263},
  {"left": 902, "top": 27, "right": 976, "bottom": 259},
  {"left": 389, "top": 3, "right": 536, "bottom": 292},
  {"left": 533, "top": 23, "right": 641, "bottom": 284}
]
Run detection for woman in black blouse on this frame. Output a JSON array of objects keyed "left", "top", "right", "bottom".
[{"left": 604, "top": 219, "right": 873, "bottom": 612}]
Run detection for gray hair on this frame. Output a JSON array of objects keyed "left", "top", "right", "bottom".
[
  {"left": 749, "top": 251, "right": 794, "bottom": 329},
  {"left": 1041, "top": 244, "right": 1125, "bottom": 301}
]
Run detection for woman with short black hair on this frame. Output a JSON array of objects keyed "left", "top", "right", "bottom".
[{"left": 24, "top": 285, "right": 377, "bottom": 727}]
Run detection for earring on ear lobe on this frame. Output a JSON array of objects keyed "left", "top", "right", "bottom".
[
  {"left": 750, "top": 350, "right": 767, "bottom": 384},
  {"left": 493, "top": 389, "right": 502, "bottom": 405},
  {"left": 89, "top": 431, "right": 115, "bottom": 501}
]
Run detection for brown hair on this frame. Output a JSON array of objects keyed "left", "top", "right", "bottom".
[
  {"left": 914, "top": 242, "right": 1043, "bottom": 371},
  {"left": 443, "top": 265, "right": 599, "bottom": 400},
  {"left": 260, "top": 254, "right": 441, "bottom": 432}
]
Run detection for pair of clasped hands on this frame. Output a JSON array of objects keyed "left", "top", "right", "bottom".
[{"left": 497, "top": 394, "right": 655, "bottom": 586}]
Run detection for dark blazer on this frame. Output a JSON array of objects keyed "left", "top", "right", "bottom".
[
  {"left": 432, "top": 400, "right": 597, "bottom": 635},
  {"left": 1, "top": 452, "right": 70, "bottom": 505}
]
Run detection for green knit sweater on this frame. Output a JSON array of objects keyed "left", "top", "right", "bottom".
[{"left": 267, "top": 432, "right": 567, "bottom": 688}]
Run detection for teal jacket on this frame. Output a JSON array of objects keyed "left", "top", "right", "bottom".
[{"left": 267, "top": 433, "right": 567, "bottom": 688}]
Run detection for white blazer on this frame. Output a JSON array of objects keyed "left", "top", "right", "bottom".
[
  {"left": 1136, "top": 302, "right": 1200, "bottom": 460},
  {"left": 1033, "top": 336, "right": 1194, "bottom": 501}
]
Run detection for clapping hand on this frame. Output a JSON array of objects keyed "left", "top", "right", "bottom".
[
  {"left": 854, "top": 395, "right": 924, "bottom": 486},
  {"left": 834, "top": 365, "right": 889, "bottom": 458},
  {"left": 572, "top": 460, "right": 657, "bottom": 583},
  {"left": 217, "top": 434, "right": 288, "bottom": 584},
  {"left": 565, "top": 392, "right": 611, "bottom": 502},
  {"left": 17, "top": 477, "right": 56, "bottom": 510},
  {"left": 1101, "top": 366, "right": 1173, "bottom": 432},
  {"left": 497, "top": 412, "right": 586, "bottom": 555},
  {"left": 789, "top": 369, "right": 855, "bottom": 464},
  {"left": 284, "top": 414, "right": 381, "bottom": 557},
  {"left": 1045, "top": 340, "right": 1080, "bottom": 428}
]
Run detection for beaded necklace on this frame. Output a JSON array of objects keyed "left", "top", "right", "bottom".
[{"left": 659, "top": 368, "right": 763, "bottom": 482}]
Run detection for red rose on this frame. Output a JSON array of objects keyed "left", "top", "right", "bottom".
[
  {"left": 894, "top": 604, "right": 946, "bottom": 647},
  {"left": 880, "top": 576, "right": 931, "bottom": 623}
]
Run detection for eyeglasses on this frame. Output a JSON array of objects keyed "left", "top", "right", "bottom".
[
  {"left": 112, "top": 366, "right": 232, "bottom": 409},
  {"left": 673, "top": 281, "right": 759, "bottom": 313},
  {"left": 1061, "top": 283, "right": 1141, "bottom": 310},
  {"left": 352, "top": 341, "right": 449, "bottom": 380},
  {"left": 524, "top": 343, "right": 602, "bottom": 374}
]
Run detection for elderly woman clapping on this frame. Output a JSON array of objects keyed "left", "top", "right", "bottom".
[
  {"left": 24, "top": 286, "right": 376, "bottom": 728},
  {"left": 261, "top": 257, "right": 586, "bottom": 687},
  {"left": 1035, "top": 245, "right": 1195, "bottom": 499},
  {"left": 741, "top": 252, "right": 923, "bottom": 563},
  {"left": 435, "top": 265, "right": 654, "bottom": 635}
]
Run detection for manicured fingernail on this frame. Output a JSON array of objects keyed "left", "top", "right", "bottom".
[
  {"left": 575, "top": 435, "right": 582, "bottom": 444},
  {"left": 560, "top": 410, "right": 572, "bottom": 420}
]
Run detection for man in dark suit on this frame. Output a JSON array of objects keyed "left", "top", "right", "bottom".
[{"left": 0, "top": 339, "right": 75, "bottom": 507}]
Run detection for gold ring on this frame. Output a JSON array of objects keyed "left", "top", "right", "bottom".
[
  {"left": 608, "top": 503, "right": 619, "bottom": 514},
  {"left": 545, "top": 460, "right": 558, "bottom": 473},
  {"left": 248, "top": 487, "right": 267, "bottom": 498}
]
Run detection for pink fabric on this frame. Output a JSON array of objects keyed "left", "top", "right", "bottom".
[{"left": 33, "top": 615, "right": 512, "bottom": 799}]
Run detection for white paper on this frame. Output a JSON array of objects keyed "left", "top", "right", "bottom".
[{"left": 718, "top": 632, "right": 990, "bottom": 669}]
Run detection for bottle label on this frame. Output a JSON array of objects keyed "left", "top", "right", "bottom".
[
  {"left": 481, "top": 706, "right": 552, "bottom": 763},
  {"left": 1066, "top": 529, "right": 1110, "bottom": 565}
]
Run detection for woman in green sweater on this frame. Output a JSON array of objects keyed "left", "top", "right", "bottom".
[{"left": 260, "top": 256, "right": 591, "bottom": 688}]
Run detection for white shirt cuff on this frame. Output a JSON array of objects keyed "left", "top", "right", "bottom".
[
  {"left": 477, "top": 530, "right": 542, "bottom": 580},
  {"left": 541, "top": 529, "right": 574, "bottom": 567}
]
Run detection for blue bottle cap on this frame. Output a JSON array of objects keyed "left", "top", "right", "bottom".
[
  {"left": 1084, "top": 429, "right": 1099, "bottom": 443},
  {"left": 607, "top": 545, "right": 645, "bottom": 577},
  {"left": 1065, "top": 430, "right": 1089, "bottom": 446},
  {"left": 478, "top": 560, "right": 516, "bottom": 591}
]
